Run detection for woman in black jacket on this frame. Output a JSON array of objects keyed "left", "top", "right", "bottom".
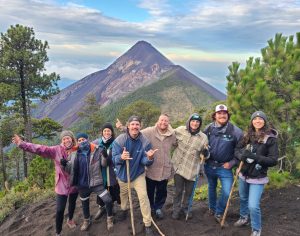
[{"left": 234, "top": 111, "right": 279, "bottom": 236}]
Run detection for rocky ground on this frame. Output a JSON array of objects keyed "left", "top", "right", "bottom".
[{"left": 1, "top": 182, "right": 300, "bottom": 236}]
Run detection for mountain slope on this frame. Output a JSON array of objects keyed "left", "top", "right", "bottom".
[{"left": 35, "top": 41, "right": 225, "bottom": 127}]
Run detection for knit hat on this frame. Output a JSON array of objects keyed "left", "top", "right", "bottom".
[
  {"left": 101, "top": 122, "right": 115, "bottom": 138},
  {"left": 190, "top": 113, "right": 202, "bottom": 123},
  {"left": 60, "top": 130, "right": 76, "bottom": 142},
  {"left": 76, "top": 132, "right": 89, "bottom": 140},
  {"left": 251, "top": 111, "right": 267, "bottom": 122},
  {"left": 127, "top": 115, "right": 141, "bottom": 124}
]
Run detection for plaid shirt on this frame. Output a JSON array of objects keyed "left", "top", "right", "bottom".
[{"left": 172, "top": 126, "right": 208, "bottom": 181}]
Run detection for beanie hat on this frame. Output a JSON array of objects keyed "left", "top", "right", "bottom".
[
  {"left": 60, "top": 130, "right": 76, "bottom": 146},
  {"left": 76, "top": 132, "right": 89, "bottom": 140},
  {"left": 251, "top": 111, "right": 267, "bottom": 122},
  {"left": 190, "top": 113, "right": 202, "bottom": 123},
  {"left": 127, "top": 115, "right": 141, "bottom": 124},
  {"left": 101, "top": 122, "right": 115, "bottom": 138}
]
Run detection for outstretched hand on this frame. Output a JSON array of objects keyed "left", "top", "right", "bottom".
[
  {"left": 121, "top": 147, "right": 132, "bottom": 160},
  {"left": 145, "top": 149, "right": 158, "bottom": 160},
  {"left": 12, "top": 134, "right": 22, "bottom": 146},
  {"left": 116, "top": 118, "right": 124, "bottom": 130}
]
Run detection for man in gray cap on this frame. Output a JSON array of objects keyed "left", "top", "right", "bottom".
[{"left": 112, "top": 115, "right": 157, "bottom": 236}]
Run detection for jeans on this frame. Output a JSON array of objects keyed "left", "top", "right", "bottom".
[
  {"left": 56, "top": 192, "right": 78, "bottom": 234},
  {"left": 173, "top": 174, "right": 194, "bottom": 214},
  {"left": 238, "top": 177, "right": 265, "bottom": 231},
  {"left": 146, "top": 177, "right": 168, "bottom": 211},
  {"left": 204, "top": 163, "right": 233, "bottom": 215}
]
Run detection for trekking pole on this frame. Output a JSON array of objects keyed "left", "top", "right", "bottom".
[
  {"left": 185, "top": 154, "right": 205, "bottom": 221},
  {"left": 221, "top": 144, "right": 250, "bottom": 228},
  {"left": 126, "top": 159, "right": 136, "bottom": 235},
  {"left": 151, "top": 217, "right": 165, "bottom": 236}
]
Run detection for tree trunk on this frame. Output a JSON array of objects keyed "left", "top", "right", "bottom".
[
  {"left": 15, "top": 153, "right": 20, "bottom": 181},
  {"left": 20, "top": 65, "right": 29, "bottom": 178},
  {"left": 0, "top": 137, "right": 7, "bottom": 185}
]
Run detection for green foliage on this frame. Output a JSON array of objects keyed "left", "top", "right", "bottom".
[
  {"left": 266, "top": 170, "right": 292, "bottom": 189},
  {"left": 0, "top": 186, "right": 54, "bottom": 223},
  {"left": 77, "top": 93, "right": 104, "bottom": 138},
  {"left": 118, "top": 100, "right": 160, "bottom": 128},
  {"left": 226, "top": 32, "right": 300, "bottom": 173},
  {"left": 194, "top": 184, "right": 208, "bottom": 201},
  {"left": 28, "top": 156, "right": 54, "bottom": 189},
  {"left": 32, "top": 117, "right": 63, "bottom": 140}
]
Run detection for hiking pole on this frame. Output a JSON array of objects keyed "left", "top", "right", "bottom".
[
  {"left": 126, "top": 159, "right": 136, "bottom": 235},
  {"left": 220, "top": 160, "right": 244, "bottom": 228},
  {"left": 185, "top": 154, "right": 205, "bottom": 221},
  {"left": 151, "top": 217, "right": 165, "bottom": 236}
]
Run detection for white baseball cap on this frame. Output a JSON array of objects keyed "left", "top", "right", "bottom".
[{"left": 215, "top": 104, "right": 228, "bottom": 112}]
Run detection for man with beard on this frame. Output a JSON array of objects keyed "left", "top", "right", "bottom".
[
  {"left": 203, "top": 104, "right": 243, "bottom": 223},
  {"left": 113, "top": 115, "right": 157, "bottom": 236}
]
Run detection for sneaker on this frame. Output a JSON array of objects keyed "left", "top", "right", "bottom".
[
  {"left": 155, "top": 209, "right": 164, "bottom": 219},
  {"left": 145, "top": 226, "right": 154, "bottom": 236},
  {"left": 80, "top": 218, "right": 91, "bottom": 231},
  {"left": 214, "top": 214, "right": 222, "bottom": 223},
  {"left": 234, "top": 216, "right": 250, "bottom": 227},
  {"left": 66, "top": 219, "right": 76, "bottom": 229},
  {"left": 250, "top": 230, "right": 261, "bottom": 236},
  {"left": 107, "top": 216, "right": 114, "bottom": 231},
  {"left": 94, "top": 206, "right": 106, "bottom": 220}
]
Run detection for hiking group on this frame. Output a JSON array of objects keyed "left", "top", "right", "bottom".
[{"left": 12, "top": 104, "right": 279, "bottom": 236}]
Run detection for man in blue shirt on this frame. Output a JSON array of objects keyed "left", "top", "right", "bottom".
[
  {"left": 204, "top": 104, "right": 243, "bottom": 223},
  {"left": 112, "top": 115, "right": 157, "bottom": 236}
]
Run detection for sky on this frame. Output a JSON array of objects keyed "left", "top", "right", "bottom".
[{"left": 1, "top": 0, "right": 300, "bottom": 93}]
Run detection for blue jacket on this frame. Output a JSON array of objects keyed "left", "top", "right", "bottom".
[
  {"left": 204, "top": 122, "right": 243, "bottom": 164},
  {"left": 112, "top": 131, "right": 153, "bottom": 182}
]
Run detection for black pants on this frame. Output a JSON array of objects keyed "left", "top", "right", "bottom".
[
  {"left": 146, "top": 177, "right": 168, "bottom": 211},
  {"left": 97, "top": 184, "right": 121, "bottom": 206},
  {"left": 56, "top": 192, "right": 78, "bottom": 234},
  {"left": 79, "top": 185, "right": 113, "bottom": 219},
  {"left": 173, "top": 174, "right": 194, "bottom": 214}
]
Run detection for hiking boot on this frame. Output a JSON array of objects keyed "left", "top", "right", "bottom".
[
  {"left": 118, "top": 210, "right": 127, "bottom": 221},
  {"left": 107, "top": 216, "right": 114, "bottom": 231},
  {"left": 80, "top": 218, "right": 91, "bottom": 231},
  {"left": 234, "top": 216, "right": 250, "bottom": 227},
  {"left": 250, "top": 230, "right": 261, "bottom": 236},
  {"left": 94, "top": 206, "right": 106, "bottom": 220},
  {"left": 172, "top": 211, "right": 180, "bottom": 220},
  {"left": 155, "top": 209, "right": 164, "bottom": 219},
  {"left": 214, "top": 214, "right": 222, "bottom": 223},
  {"left": 66, "top": 219, "right": 76, "bottom": 229},
  {"left": 208, "top": 209, "right": 215, "bottom": 216},
  {"left": 145, "top": 226, "right": 154, "bottom": 236}
]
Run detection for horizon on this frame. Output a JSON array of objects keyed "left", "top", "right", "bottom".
[{"left": 1, "top": 0, "right": 300, "bottom": 93}]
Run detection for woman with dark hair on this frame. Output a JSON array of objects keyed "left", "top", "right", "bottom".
[
  {"left": 93, "top": 123, "right": 121, "bottom": 219},
  {"left": 234, "top": 111, "right": 279, "bottom": 236}
]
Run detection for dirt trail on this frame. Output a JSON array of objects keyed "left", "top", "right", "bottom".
[{"left": 1, "top": 184, "right": 299, "bottom": 236}]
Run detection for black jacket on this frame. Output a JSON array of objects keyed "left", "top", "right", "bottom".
[{"left": 235, "top": 129, "right": 279, "bottom": 179}]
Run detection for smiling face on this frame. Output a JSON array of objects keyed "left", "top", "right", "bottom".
[
  {"left": 215, "top": 111, "right": 229, "bottom": 126},
  {"left": 128, "top": 121, "right": 141, "bottom": 138},
  {"left": 189, "top": 119, "right": 201, "bottom": 132},
  {"left": 157, "top": 115, "right": 169, "bottom": 132},
  {"left": 102, "top": 128, "right": 112, "bottom": 139},
  {"left": 252, "top": 116, "right": 265, "bottom": 131},
  {"left": 61, "top": 136, "right": 73, "bottom": 149},
  {"left": 77, "top": 137, "right": 87, "bottom": 144}
]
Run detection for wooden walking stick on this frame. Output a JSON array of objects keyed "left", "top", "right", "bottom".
[
  {"left": 126, "top": 159, "right": 136, "bottom": 235},
  {"left": 151, "top": 217, "right": 165, "bottom": 236},
  {"left": 220, "top": 160, "right": 244, "bottom": 228}
]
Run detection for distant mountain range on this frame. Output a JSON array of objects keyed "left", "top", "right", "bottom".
[{"left": 35, "top": 41, "right": 226, "bottom": 127}]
